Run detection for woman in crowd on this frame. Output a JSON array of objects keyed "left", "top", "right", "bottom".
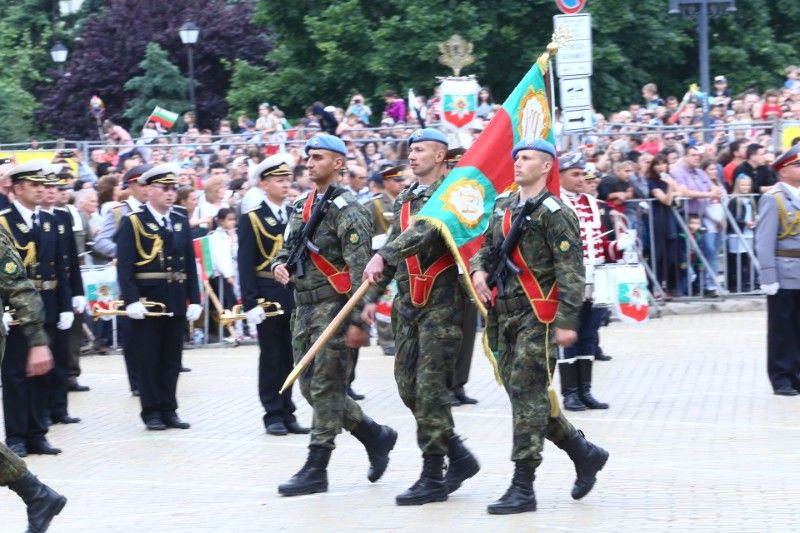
[
  {"left": 700, "top": 159, "right": 727, "bottom": 296},
  {"left": 726, "top": 174, "right": 758, "bottom": 292},
  {"left": 177, "top": 186, "right": 209, "bottom": 239},
  {"left": 95, "top": 175, "right": 120, "bottom": 216},
  {"left": 195, "top": 176, "right": 229, "bottom": 234},
  {"left": 476, "top": 87, "right": 495, "bottom": 118},
  {"left": 647, "top": 153, "right": 681, "bottom": 297}
]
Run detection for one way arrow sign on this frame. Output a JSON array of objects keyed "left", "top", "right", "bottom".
[{"left": 561, "top": 108, "right": 594, "bottom": 133}]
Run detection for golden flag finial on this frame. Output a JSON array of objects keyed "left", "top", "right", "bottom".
[
  {"left": 438, "top": 34, "right": 475, "bottom": 77},
  {"left": 537, "top": 27, "right": 571, "bottom": 72}
]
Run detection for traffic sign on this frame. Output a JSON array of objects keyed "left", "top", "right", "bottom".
[
  {"left": 553, "top": 13, "right": 592, "bottom": 77},
  {"left": 561, "top": 107, "right": 594, "bottom": 133},
  {"left": 554, "top": 0, "right": 587, "bottom": 14},
  {"left": 559, "top": 77, "right": 592, "bottom": 109},
  {"left": 553, "top": 13, "right": 592, "bottom": 41}
]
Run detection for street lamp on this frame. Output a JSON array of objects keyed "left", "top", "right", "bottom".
[
  {"left": 50, "top": 41, "right": 68, "bottom": 74},
  {"left": 669, "top": 0, "right": 736, "bottom": 141},
  {"left": 179, "top": 21, "right": 200, "bottom": 118}
]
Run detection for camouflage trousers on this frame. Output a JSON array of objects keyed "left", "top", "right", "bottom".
[
  {"left": 292, "top": 299, "right": 364, "bottom": 449},
  {"left": 496, "top": 309, "right": 577, "bottom": 466},
  {"left": 0, "top": 335, "right": 28, "bottom": 485},
  {"left": 393, "top": 294, "right": 462, "bottom": 456}
]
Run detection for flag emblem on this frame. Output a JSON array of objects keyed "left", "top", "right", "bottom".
[
  {"left": 441, "top": 179, "right": 486, "bottom": 228},
  {"left": 517, "top": 88, "right": 551, "bottom": 141}
]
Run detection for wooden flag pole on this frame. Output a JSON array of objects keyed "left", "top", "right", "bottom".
[
  {"left": 279, "top": 280, "right": 371, "bottom": 393},
  {"left": 202, "top": 279, "right": 238, "bottom": 343}
]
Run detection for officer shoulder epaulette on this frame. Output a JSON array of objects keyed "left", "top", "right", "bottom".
[
  {"left": 245, "top": 200, "right": 265, "bottom": 214},
  {"left": 0, "top": 208, "right": 10, "bottom": 216},
  {"left": 172, "top": 210, "right": 188, "bottom": 220},
  {"left": 55, "top": 206, "right": 68, "bottom": 212},
  {"left": 765, "top": 185, "right": 781, "bottom": 196},
  {"left": 543, "top": 196, "right": 562, "bottom": 213}
]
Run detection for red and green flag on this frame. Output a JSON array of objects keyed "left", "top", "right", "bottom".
[
  {"left": 148, "top": 106, "right": 180, "bottom": 129},
  {"left": 193, "top": 236, "right": 214, "bottom": 282}
]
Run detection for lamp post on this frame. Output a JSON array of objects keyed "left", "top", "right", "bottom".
[
  {"left": 179, "top": 21, "right": 200, "bottom": 118},
  {"left": 50, "top": 41, "right": 68, "bottom": 75},
  {"left": 669, "top": 0, "right": 736, "bottom": 141}
]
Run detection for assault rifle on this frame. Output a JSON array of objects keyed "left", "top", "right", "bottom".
[
  {"left": 486, "top": 192, "right": 552, "bottom": 297},
  {"left": 284, "top": 185, "right": 338, "bottom": 278}
]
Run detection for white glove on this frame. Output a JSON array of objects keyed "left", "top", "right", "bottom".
[
  {"left": 126, "top": 301, "right": 147, "bottom": 320},
  {"left": 2, "top": 312, "right": 13, "bottom": 330},
  {"left": 186, "top": 303, "right": 203, "bottom": 322},
  {"left": 245, "top": 306, "right": 266, "bottom": 326},
  {"left": 72, "top": 295, "right": 87, "bottom": 314},
  {"left": 615, "top": 231, "right": 635, "bottom": 251},
  {"left": 761, "top": 282, "right": 780, "bottom": 296},
  {"left": 57, "top": 311, "right": 74, "bottom": 330}
]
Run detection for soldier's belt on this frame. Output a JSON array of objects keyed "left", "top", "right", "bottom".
[
  {"left": 134, "top": 272, "right": 188, "bottom": 281},
  {"left": 32, "top": 280, "right": 58, "bottom": 291},
  {"left": 494, "top": 295, "right": 531, "bottom": 314},
  {"left": 294, "top": 285, "right": 348, "bottom": 306},
  {"left": 775, "top": 249, "right": 800, "bottom": 258},
  {"left": 255, "top": 271, "right": 275, "bottom": 279}
]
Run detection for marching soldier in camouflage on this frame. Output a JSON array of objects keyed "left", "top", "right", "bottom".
[
  {"left": 0, "top": 228, "right": 68, "bottom": 532},
  {"left": 272, "top": 134, "right": 397, "bottom": 497},
  {"left": 470, "top": 138, "right": 609, "bottom": 515},
  {"left": 362, "top": 129, "right": 479, "bottom": 506}
]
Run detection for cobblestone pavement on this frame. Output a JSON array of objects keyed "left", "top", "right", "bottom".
[{"left": 1, "top": 310, "right": 798, "bottom": 532}]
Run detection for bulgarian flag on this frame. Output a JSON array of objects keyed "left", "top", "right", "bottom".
[
  {"left": 414, "top": 43, "right": 561, "bottom": 377},
  {"left": 193, "top": 236, "right": 214, "bottom": 282},
  {"left": 148, "top": 106, "right": 180, "bottom": 129}
]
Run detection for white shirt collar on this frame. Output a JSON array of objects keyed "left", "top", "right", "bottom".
[
  {"left": 145, "top": 202, "right": 170, "bottom": 224},
  {"left": 265, "top": 197, "right": 287, "bottom": 218},
  {"left": 127, "top": 196, "right": 143, "bottom": 211},
  {"left": 13, "top": 200, "right": 36, "bottom": 227},
  {"left": 781, "top": 182, "right": 800, "bottom": 200}
]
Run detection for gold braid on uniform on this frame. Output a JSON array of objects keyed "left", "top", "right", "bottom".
[
  {"left": 129, "top": 214, "right": 164, "bottom": 266},
  {"left": 774, "top": 193, "right": 800, "bottom": 240},
  {"left": 248, "top": 211, "right": 283, "bottom": 270},
  {"left": 0, "top": 215, "right": 37, "bottom": 267}
]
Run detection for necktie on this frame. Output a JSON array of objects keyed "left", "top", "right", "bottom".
[
  {"left": 31, "top": 213, "right": 38, "bottom": 227},
  {"left": 162, "top": 216, "right": 171, "bottom": 231},
  {"left": 278, "top": 208, "right": 285, "bottom": 224}
]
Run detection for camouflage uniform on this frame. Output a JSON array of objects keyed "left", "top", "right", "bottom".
[
  {"left": 471, "top": 189, "right": 584, "bottom": 466},
  {"left": 368, "top": 177, "right": 463, "bottom": 456},
  {"left": 0, "top": 228, "right": 48, "bottom": 485},
  {"left": 273, "top": 188, "right": 371, "bottom": 449}
]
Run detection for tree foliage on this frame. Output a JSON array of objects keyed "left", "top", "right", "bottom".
[
  {"left": 123, "top": 42, "right": 190, "bottom": 133},
  {"left": 224, "top": 59, "right": 272, "bottom": 121}
]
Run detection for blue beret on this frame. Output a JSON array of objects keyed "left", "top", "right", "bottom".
[
  {"left": 511, "top": 138, "right": 556, "bottom": 160},
  {"left": 304, "top": 134, "right": 347, "bottom": 157},
  {"left": 407, "top": 128, "right": 449, "bottom": 148}
]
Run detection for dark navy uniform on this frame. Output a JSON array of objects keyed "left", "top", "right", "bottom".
[
  {"left": 0, "top": 163, "right": 71, "bottom": 453},
  {"left": 116, "top": 165, "right": 200, "bottom": 426}
]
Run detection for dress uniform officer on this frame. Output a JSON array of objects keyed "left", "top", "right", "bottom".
[
  {"left": 238, "top": 155, "right": 309, "bottom": 436},
  {"left": 362, "top": 128, "right": 480, "bottom": 506},
  {"left": 471, "top": 139, "right": 609, "bottom": 514},
  {"left": 40, "top": 164, "right": 84, "bottom": 424},
  {"left": 0, "top": 160, "right": 73, "bottom": 456},
  {"left": 94, "top": 163, "right": 152, "bottom": 395},
  {"left": 272, "top": 134, "right": 397, "bottom": 497},
  {"left": 0, "top": 229, "right": 67, "bottom": 532},
  {"left": 115, "top": 163, "right": 202, "bottom": 430},
  {"left": 756, "top": 143, "right": 800, "bottom": 396}
]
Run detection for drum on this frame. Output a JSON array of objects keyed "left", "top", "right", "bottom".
[{"left": 591, "top": 263, "right": 649, "bottom": 323}]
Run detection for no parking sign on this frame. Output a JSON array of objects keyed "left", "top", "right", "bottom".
[{"left": 555, "top": 0, "right": 587, "bottom": 14}]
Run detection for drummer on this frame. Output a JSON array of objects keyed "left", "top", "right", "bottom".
[{"left": 557, "top": 152, "right": 634, "bottom": 411}]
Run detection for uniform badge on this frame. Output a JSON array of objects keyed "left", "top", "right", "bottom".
[
  {"left": 42, "top": 221, "right": 51, "bottom": 232},
  {"left": 147, "top": 223, "right": 159, "bottom": 232},
  {"left": 266, "top": 217, "right": 277, "bottom": 227},
  {"left": 4, "top": 260, "right": 18, "bottom": 275},
  {"left": 349, "top": 232, "right": 360, "bottom": 244},
  {"left": 559, "top": 240, "right": 570, "bottom": 252},
  {"left": 174, "top": 222, "right": 183, "bottom": 232},
  {"left": 58, "top": 224, "right": 65, "bottom": 234},
  {"left": 17, "top": 222, "right": 29, "bottom": 233}
]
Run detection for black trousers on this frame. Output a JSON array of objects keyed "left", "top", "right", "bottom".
[
  {"left": 257, "top": 312, "right": 297, "bottom": 426},
  {"left": 67, "top": 313, "right": 84, "bottom": 381},
  {"left": 119, "top": 316, "right": 138, "bottom": 391},
  {"left": 47, "top": 327, "right": 71, "bottom": 418},
  {"left": 2, "top": 325, "right": 54, "bottom": 446},
  {"left": 132, "top": 316, "right": 185, "bottom": 422},
  {"left": 767, "top": 289, "right": 800, "bottom": 390},
  {"left": 451, "top": 298, "right": 477, "bottom": 390}
]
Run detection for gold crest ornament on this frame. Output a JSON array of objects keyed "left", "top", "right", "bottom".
[
  {"left": 147, "top": 223, "right": 159, "bottom": 232},
  {"left": 349, "top": 233, "right": 360, "bottom": 244},
  {"left": 517, "top": 88, "right": 551, "bottom": 141},
  {"left": 266, "top": 217, "right": 277, "bottom": 227},
  {"left": 4, "top": 260, "right": 18, "bottom": 274},
  {"left": 440, "top": 179, "right": 486, "bottom": 229},
  {"left": 42, "top": 221, "right": 51, "bottom": 232},
  {"left": 58, "top": 224, "right": 65, "bottom": 234},
  {"left": 438, "top": 34, "right": 475, "bottom": 77},
  {"left": 17, "top": 222, "right": 29, "bottom": 234},
  {"left": 174, "top": 222, "right": 183, "bottom": 232},
  {"left": 559, "top": 240, "right": 570, "bottom": 252}
]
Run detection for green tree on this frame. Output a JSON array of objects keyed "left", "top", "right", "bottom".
[
  {"left": 225, "top": 59, "right": 272, "bottom": 120},
  {"left": 0, "top": 78, "right": 39, "bottom": 142},
  {"left": 123, "top": 42, "right": 191, "bottom": 132}
]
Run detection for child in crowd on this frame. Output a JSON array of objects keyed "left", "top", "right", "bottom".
[{"left": 726, "top": 175, "right": 758, "bottom": 292}]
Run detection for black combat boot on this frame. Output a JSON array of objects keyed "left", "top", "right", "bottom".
[
  {"left": 444, "top": 435, "right": 480, "bottom": 494},
  {"left": 395, "top": 455, "right": 447, "bottom": 506},
  {"left": 278, "top": 445, "right": 331, "bottom": 496},
  {"left": 8, "top": 472, "right": 67, "bottom": 532},
  {"left": 559, "top": 362, "right": 587, "bottom": 411},
  {"left": 350, "top": 416, "right": 398, "bottom": 482},
  {"left": 487, "top": 460, "right": 536, "bottom": 515},
  {"left": 558, "top": 430, "right": 609, "bottom": 499},
  {"left": 576, "top": 359, "right": 609, "bottom": 409}
]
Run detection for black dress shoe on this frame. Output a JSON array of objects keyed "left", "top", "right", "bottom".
[
  {"left": 9, "top": 442, "right": 27, "bottom": 457},
  {"left": 145, "top": 417, "right": 167, "bottom": 431},
  {"left": 347, "top": 387, "right": 365, "bottom": 400},
  {"left": 163, "top": 415, "right": 191, "bottom": 429},
  {"left": 449, "top": 391, "right": 463, "bottom": 406},
  {"left": 67, "top": 382, "right": 90, "bottom": 392},
  {"left": 285, "top": 421, "right": 310, "bottom": 434},
  {"left": 51, "top": 414, "right": 81, "bottom": 424},
  {"left": 180, "top": 366, "right": 192, "bottom": 372},
  {"left": 454, "top": 388, "right": 478, "bottom": 405},
  {"left": 267, "top": 422, "right": 288, "bottom": 436},
  {"left": 27, "top": 439, "right": 62, "bottom": 455},
  {"left": 595, "top": 353, "right": 613, "bottom": 361},
  {"left": 774, "top": 386, "right": 799, "bottom": 396}
]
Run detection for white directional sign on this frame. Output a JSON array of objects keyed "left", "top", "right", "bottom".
[
  {"left": 553, "top": 13, "right": 592, "bottom": 78},
  {"left": 561, "top": 107, "right": 594, "bottom": 133},
  {"left": 559, "top": 76, "right": 592, "bottom": 109}
]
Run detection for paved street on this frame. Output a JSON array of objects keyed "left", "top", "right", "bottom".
[{"left": 1, "top": 309, "right": 798, "bottom": 532}]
